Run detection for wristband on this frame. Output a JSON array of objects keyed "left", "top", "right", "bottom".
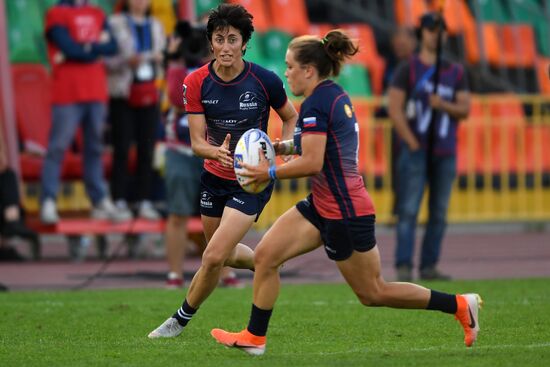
[{"left": 268, "top": 165, "right": 278, "bottom": 180}]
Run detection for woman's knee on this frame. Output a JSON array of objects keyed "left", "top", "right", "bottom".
[
  {"left": 356, "top": 291, "right": 381, "bottom": 307},
  {"left": 253, "top": 244, "right": 280, "bottom": 270},
  {"left": 355, "top": 280, "right": 386, "bottom": 307},
  {"left": 201, "top": 248, "right": 226, "bottom": 271}
]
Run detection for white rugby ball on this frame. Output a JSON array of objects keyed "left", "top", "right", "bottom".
[{"left": 234, "top": 128, "right": 276, "bottom": 194}]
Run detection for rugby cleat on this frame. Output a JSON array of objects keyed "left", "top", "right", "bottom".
[
  {"left": 211, "top": 328, "right": 266, "bottom": 356},
  {"left": 455, "top": 293, "right": 483, "bottom": 347},
  {"left": 147, "top": 317, "right": 183, "bottom": 339}
]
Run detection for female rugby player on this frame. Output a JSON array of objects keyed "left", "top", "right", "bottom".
[
  {"left": 148, "top": 3, "right": 297, "bottom": 338},
  {"left": 211, "top": 30, "right": 481, "bottom": 355}
]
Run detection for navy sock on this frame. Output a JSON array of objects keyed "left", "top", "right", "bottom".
[
  {"left": 173, "top": 299, "right": 197, "bottom": 327},
  {"left": 426, "top": 290, "right": 457, "bottom": 314},
  {"left": 246, "top": 304, "right": 273, "bottom": 337}
]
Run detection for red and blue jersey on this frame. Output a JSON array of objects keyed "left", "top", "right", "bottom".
[
  {"left": 391, "top": 55, "right": 468, "bottom": 155},
  {"left": 294, "top": 80, "right": 375, "bottom": 220},
  {"left": 45, "top": 2, "right": 113, "bottom": 104},
  {"left": 184, "top": 60, "right": 287, "bottom": 180}
]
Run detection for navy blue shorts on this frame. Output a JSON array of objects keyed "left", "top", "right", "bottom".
[
  {"left": 199, "top": 170, "right": 273, "bottom": 220},
  {"left": 296, "top": 194, "right": 376, "bottom": 261}
]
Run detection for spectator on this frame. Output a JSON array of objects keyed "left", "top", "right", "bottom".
[
  {"left": 0, "top": 123, "right": 39, "bottom": 261},
  {"left": 388, "top": 13, "right": 470, "bottom": 281},
  {"left": 40, "top": 0, "right": 129, "bottom": 224},
  {"left": 162, "top": 31, "right": 202, "bottom": 287},
  {"left": 105, "top": 0, "right": 165, "bottom": 220}
]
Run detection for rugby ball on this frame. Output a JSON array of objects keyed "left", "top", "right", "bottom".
[{"left": 234, "top": 128, "right": 276, "bottom": 193}]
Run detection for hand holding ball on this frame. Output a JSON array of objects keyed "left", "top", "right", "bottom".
[{"left": 234, "top": 129, "right": 276, "bottom": 193}]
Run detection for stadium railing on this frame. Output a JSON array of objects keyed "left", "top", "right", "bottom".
[{"left": 256, "top": 94, "right": 550, "bottom": 229}]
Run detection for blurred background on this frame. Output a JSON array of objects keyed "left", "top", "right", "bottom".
[{"left": 0, "top": 0, "right": 549, "bottom": 288}]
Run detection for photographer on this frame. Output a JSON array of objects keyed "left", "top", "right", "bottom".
[{"left": 162, "top": 20, "right": 240, "bottom": 288}]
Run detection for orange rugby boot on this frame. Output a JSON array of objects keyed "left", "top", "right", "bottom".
[
  {"left": 455, "top": 293, "right": 483, "bottom": 347},
  {"left": 211, "top": 328, "right": 266, "bottom": 356}
]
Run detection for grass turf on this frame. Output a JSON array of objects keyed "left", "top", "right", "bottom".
[{"left": 1, "top": 278, "right": 549, "bottom": 366}]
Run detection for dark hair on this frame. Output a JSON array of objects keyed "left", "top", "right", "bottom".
[
  {"left": 288, "top": 30, "right": 358, "bottom": 78},
  {"left": 416, "top": 12, "right": 447, "bottom": 41},
  {"left": 206, "top": 4, "right": 254, "bottom": 49}
]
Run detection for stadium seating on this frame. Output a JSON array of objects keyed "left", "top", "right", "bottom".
[
  {"left": 394, "top": 0, "right": 429, "bottom": 27},
  {"left": 478, "top": 23, "right": 502, "bottom": 66},
  {"left": 243, "top": 32, "right": 264, "bottom": 62},
  {"left": 308, "top": 23, "right": 333, "bottom": 38},
  {"left": 441, "top": 0, "right": 469, "bottom": 36},
  {"left": 502, "top": 0, "right": 550, "bottom": 57},
  {"left": 228, "top": 0, "right": 271, "bottom": 32},
  {"left": 533, "top": 21, "right": 550, "bottom": 57},
  {"left": 338, "top": 24, "right": 385, "bottom": 95},
  {"left": 261, "top": 57, "right": 291, "bottom": 92},
  {"left": 193, "top": 0, "right": 222, "bottom": 18},
  {"left": 261, "top": 29, "right": 293, "bottom": 61},
  {"left": 500, "top": 24, "right": 537, "bottom": 68},
  {"left": 472, "top": 0, "right": 509, "bottom": 23},
  {"left": 93, "top": 0, "right": 115, "bottom": 14},
  {"left": 337, "top": 64, "right": 372, "bottom": 97},
  {"left": 6, "top": 0, "right": 47, "bottom": 64},
  {"left": 267, "top": 0, "right": 310, "bottom": 36}
]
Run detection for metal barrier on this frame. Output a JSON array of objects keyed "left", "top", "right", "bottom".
[{"left": 255, "top": 95, "right": 550, "bottom": 229}]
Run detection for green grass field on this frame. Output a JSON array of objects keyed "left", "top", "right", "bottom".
[{"left": 1, "top": 278, "right": 549, "bottom": 366}]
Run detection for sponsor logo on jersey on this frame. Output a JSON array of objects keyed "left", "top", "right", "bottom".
[
  {"left": 239, "top": 91, "right": 258, "bottom": 110},
  {"left": 211, "top": 118, "right": 238, "bottom": 127},
  {"left": 202, "top": 99, "right": 219, "bottom": 104},
  {"left": 344, "top": 104, "right": 353, "bottom": 118},
  {"left": 303, "top": 116, "right": 317, "bottom": 128}
]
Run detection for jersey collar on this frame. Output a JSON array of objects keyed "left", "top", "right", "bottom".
[{"left": 208, "top": 60, "right": 250, "bottom": 85}]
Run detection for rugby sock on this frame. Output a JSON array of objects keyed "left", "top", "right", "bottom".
[
  {"left": 246, "top": 304, "right": 273, "bottom": 337},
  {"left": 173, "top": 299, "right": 197, "bottom": 327},
  {"left": 426, "top": 290, "right": 458, "bottom": 314}
]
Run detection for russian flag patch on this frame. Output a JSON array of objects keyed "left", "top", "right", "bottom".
[{"left": 303, "top": 116, "right": 317, "bottom": 128}]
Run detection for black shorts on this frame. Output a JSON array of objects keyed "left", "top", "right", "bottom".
[
  {"left": 296, "top": 194, "right": 376, "bottom": 261},
  {"left": 199, "top": 170, "right": 273, "bottom": 221}
]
